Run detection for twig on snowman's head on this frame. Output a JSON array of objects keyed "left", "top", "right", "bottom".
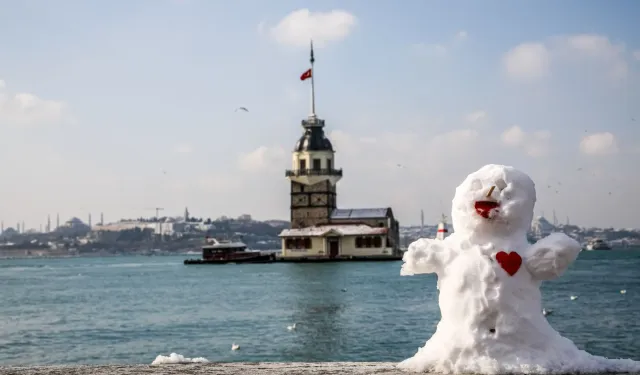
[{"left": 486, "top": 186, "right": 496, "bottom": 198}]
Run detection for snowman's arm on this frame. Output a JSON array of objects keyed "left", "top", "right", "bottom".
[
  {"left": 524, "top": 233, "right": 582, "bottom": 280},
  {"left": 401, "top": 238, "right": 452, "bottom": 276}
]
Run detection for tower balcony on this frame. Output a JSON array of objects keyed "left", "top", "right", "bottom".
[
  {"left": 285, "top": 168, "right": 343, "bottom": 177},
  {"left": 302, "top": 117, "right": 325, "bottom": 128},
  {"left": 285, "top": 168, "right": 343, "bottom": 186}
]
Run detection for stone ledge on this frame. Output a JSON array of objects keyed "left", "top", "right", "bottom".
[{"left": 0, "top": 362, "right": 404, "bottom": 375}]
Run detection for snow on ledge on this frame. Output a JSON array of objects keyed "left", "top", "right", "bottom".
[
  {"left": 0, "top": 362, "right": 403, "bottom": 375},
  {"left": 279, "top": 224, "right": 388, "bottom": 237}
]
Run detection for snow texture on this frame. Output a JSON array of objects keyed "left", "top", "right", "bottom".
[
  {"left": 151, "top": 353, "right": 209, "bottom": 365},
  {"left": 400, "top": 164, "right": 640, "bottom": 374}
]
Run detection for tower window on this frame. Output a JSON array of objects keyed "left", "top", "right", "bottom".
[
  {"left": 299, "top": 159, "right": 307, "bottom": 170},
  {"left": 364, "top": 237, "right": 373, "bottom": 248},
  {"left": 327, "top": 159, "right": 332, "bottom": 170},
  {"left": 312, "top": 158, "right": 321, "bottom": 170},
  {"left": 373, "top": 236, "right": 382, "bottom": 248}
]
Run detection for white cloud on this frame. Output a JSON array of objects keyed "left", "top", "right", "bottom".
[
  {"left": 501, "top": 125, "right": 525, "bottom": 146},
  {"left": 503, "top": 43, "right": 551, "bottom": 82},
  {"left": 633, "top": 50, "right": 640, "bottom": 61},
  {"left": 580, "top": 132, "right": 619, "bottom": 156},
  {"left": 412, "top": 30, "right": 469, "bottom": 58},
  {"left": 173, "top": 143, "right": 193, "bottom": 154},
  {"left": 456, "top": 30, "right": 468, "bottom": 42},
  {"left": 268, "top": 9, "right": 357, "bottom": 48},
  {"left": 504, "top": 34, "right": 630, "bottom": 82},
  {"left": 501, "top": 126, "right": 550, "bottom": 157},
  {"left": 0, "top": 84, "right": 68, "bottom": 126},
  {"left": 465, "top": 110, "right": 487, "bottom": 123},
  {"left": 237, "top": 145, "right": 287, "bottom": 171}
]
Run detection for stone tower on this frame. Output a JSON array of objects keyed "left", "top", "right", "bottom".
[{"left": 285, "top": 41, "right": 342, "bottom": 229}]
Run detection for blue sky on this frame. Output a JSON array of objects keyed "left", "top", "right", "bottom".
[{"left": 0, "top": 0, "right": 639, "bottom": 229}]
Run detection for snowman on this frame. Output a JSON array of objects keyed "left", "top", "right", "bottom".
[{"left": 399, "top": 164, "right": 640, "bottom": 374}]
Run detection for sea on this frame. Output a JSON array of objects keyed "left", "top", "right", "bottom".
[{"left": 1, "top": 250, "right": 640, "bottom": 366}]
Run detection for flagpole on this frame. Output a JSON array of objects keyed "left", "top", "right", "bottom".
[{"left": 310, "top": 39, "right": 316, "bottom": 118}]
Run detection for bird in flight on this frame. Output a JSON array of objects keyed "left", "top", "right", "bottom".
[{"left": 235, "top": 107, "right": 249, "bottom": 112}]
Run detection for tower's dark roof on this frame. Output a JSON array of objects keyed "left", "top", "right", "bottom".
[
  {"left": 331, "top": 208, "right": 391, "bottom": 220},
  {"left": 294, "top": 127, "right": 334, "bottom": 152}
]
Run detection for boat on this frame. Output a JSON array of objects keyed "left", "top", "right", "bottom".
[
  {"left": 584, "top": 238, "right": 612, "bottom": 251},
  {"left": 184, "top": 237, "right": 276, "bottom": 264}
]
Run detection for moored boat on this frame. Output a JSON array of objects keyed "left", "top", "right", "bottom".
[
  {"left": 584, "top": 238, "right": 612, "bottom": 251},
  {"left": 184, "top": 237, "right": 275, "bottom": 264}
]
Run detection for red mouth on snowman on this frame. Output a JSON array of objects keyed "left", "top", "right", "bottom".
[{"left": 475, "top": 186, "right": 500, "bottom": 219}]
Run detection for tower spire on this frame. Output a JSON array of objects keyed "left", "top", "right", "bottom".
[{"left": 310, "top": 39, "right": 316, "bottom": 118}]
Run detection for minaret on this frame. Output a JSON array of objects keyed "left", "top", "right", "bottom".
[
  {"left": 47, "top": 215, "right": 51, "bottom": 232},
  {"left": 436, "top": 214, "right": 449, "bottom": 240},
  {"left": 100, "top": 212, "right": 104, "bottom": 225},
  {"left": 88, "top": 213, "right": 92, "bottom": 227},
  {"left": 56, "top": 213, "right": 60, "bottom": 229},
  {"left": 286, "top": 41, "right": 342, "bottom": 229},
  {"left": 420, "top": 209, "right": 425, "bottom": 237},
  {"left": 184, "top": 207, "right": 190, "bottom": 221}
]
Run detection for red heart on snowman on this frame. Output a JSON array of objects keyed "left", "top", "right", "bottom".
[{"left": 495, "top": 251, "right": 522, "bottom": 276}]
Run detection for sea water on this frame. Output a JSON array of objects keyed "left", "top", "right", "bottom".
[{"left": 1, "top": 251, "right": 639, "bottom": 366}]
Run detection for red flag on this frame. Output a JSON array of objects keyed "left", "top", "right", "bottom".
[{"left": 300, "top": 68, "right": 312, "bottom": 81}]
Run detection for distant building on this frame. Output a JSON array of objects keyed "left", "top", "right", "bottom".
[
  {"left": 531, "top": 216, "right": 555, "bottom": 238},
  {"left": 237, "top": 214, "right": 252, "bottom": 222},
  {"left": 278, "top": 44, "right": 401, "bottom": 259}
]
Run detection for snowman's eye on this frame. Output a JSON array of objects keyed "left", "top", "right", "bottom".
[
  {"left": 495, "top": 179, "right": 507, "bottom": 191},
  {"left": 501, "top": 186, "right": 513, "bottom": 200},
  {"left": 470, "top": 180, "right": 482, "bottom": 191}
]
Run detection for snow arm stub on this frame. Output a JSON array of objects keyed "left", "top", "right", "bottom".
[
  {"left": 524, "top": 232, "right": 582, "bottom": 281},
  {"left": 401, "top": 238, "right": 453, "bottom": 276}
]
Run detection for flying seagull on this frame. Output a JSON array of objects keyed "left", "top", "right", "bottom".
[{"left": 235, "top": 107, "right": 249, "bottom": 112}]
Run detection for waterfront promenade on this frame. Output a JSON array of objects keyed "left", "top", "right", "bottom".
[{"left": 0, "top": 363, "right": 403, "bottom": 375}]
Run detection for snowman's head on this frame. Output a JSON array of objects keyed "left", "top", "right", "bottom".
[{"left": 451, "top": 164, "right": 536, "bottom": 238}]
